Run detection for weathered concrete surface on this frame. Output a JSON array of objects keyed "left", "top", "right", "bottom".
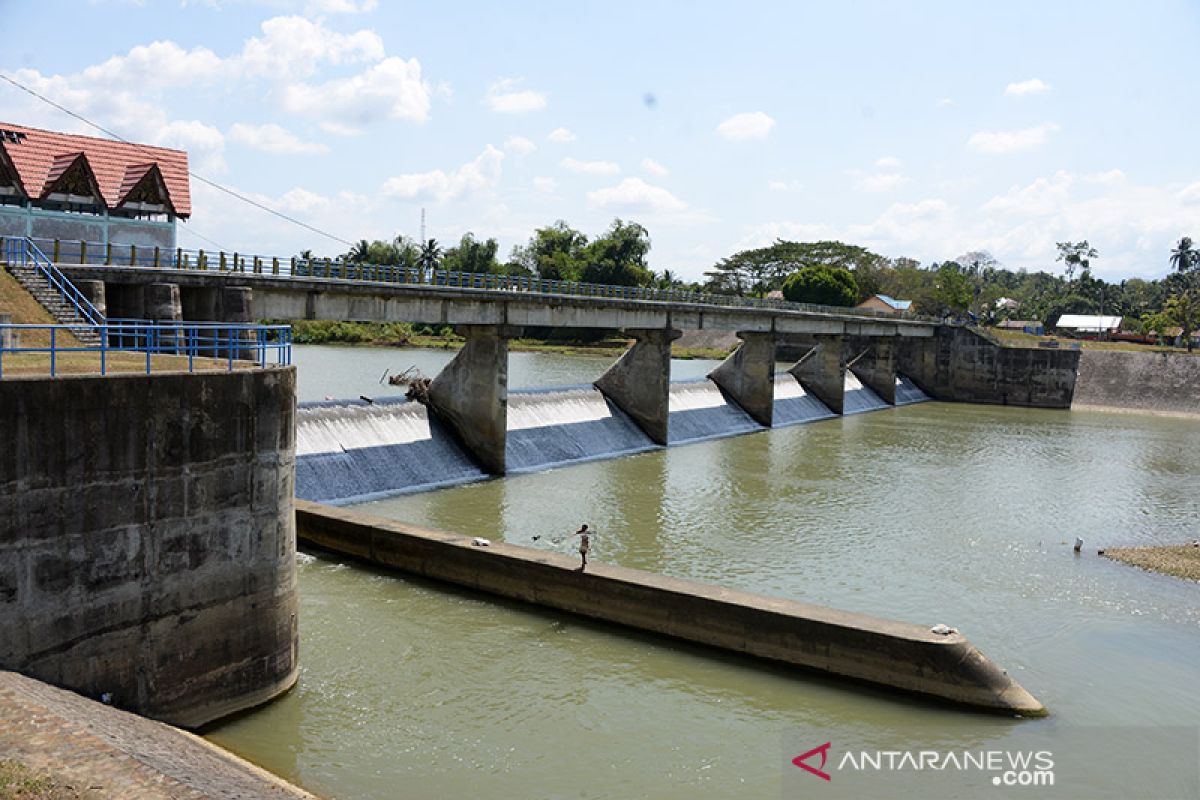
[
  {"left": 1072, "top": 349, "right": 1200, "bottom": 416},
  {"left": 76, "top": 279, "right": 107, "bottom": 317},
  {"left": 848, "top": 337, "right": 898, "bottom": 405},
  {"left": 60, "top": 264, "right": 939, "bottom": 336},
  {"left": 789, "top": 336, "right": 846, "bottom": 414},
  {"left": 708, "top": 331, "right": 776, "bottom": 426},
  {"left": 0, "top": 369, "right": 300, "bottom": 728},
  {"left": 595, "top": 328, "right": 680, "bottom": 445},
  {"left": 0, "top": 670, "right": 317, "bottom": 799},
  {"left": 898, "top": 326, "right": 1079, "bottom": 408},
  {"left": 144, "top": 282, "right": 182, "bottom": 322},
  {"left": 427, "top": 325, "right": 513, "bottom": 474},
  {"left": 295, "top": 500, "right": 1046, "bottom": 716}
]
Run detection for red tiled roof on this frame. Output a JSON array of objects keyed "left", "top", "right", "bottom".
[{"left": 0, "top": 121, "right": 190, "bottom": 217}]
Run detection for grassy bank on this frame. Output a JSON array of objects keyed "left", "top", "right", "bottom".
[
  {"left": 1102, "top": 544, "right": 1200, "bottom": 582},
  {"left": 285, "top": 320, "right": 734, "bottom": 360},
  {"left": 987, "top": 326, "right": 1196, "bottom": 355}
]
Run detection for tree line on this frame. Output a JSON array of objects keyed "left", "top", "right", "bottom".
[{"left": 306, "top": 221, "right": 1199, "bottom": 348}]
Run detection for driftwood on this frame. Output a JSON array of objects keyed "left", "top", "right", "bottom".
[{"left": 385, "top": 366, "right": 432, "bottom": 404}]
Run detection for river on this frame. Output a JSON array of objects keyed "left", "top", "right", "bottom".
[{"left": 205, "top": 345, "right": 1200, "bottom": 799}]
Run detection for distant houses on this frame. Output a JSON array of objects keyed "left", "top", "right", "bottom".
[
  {"left": 997, "top": 319, "right": 1045, "bottom": 336},
  {"left": 1054, "top": 314, "right": 1123, "bottom": 337},
  {"left": 856, "top": 294, "right": 912, "bottom": 316}
]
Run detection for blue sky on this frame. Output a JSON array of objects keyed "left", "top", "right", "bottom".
[{"left": 2, "top": 0, "right": 1198, "bottom": 281}]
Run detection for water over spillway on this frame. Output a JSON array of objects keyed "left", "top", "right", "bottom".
[
  {"left": 842, "top": 372, "right": 889, "bottom": 414},
  {"left": 506, "top": 387, "right": 657, "bottom": 473},
  {"left": 772, "top": 374, "right": 837, "bottom": 426},
  {"left": 894, "top": 374, "right": 931, "bottom": 405},
  {"left": 296, "top": 398, "right": 485, "bottom": 504},
  {"left": 667, "top": 380, "right": 763, "bottom": 444}
]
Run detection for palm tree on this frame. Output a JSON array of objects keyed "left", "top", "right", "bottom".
[
  {"left": 1170, "top": 237, "right": 1198, "bottom": 352},
  {"left": 418, "top": 238, "right": 441, "bottom": 282},
  {"left": 347, "top": 239, "right": 370, "bottom": 263},
  {"left": 1170, "top": 237, "right": 1196, "bottom": 275}
]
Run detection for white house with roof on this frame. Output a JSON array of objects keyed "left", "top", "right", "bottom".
[{"left": 1055, "top": 314, "right": 1122, "bottom": 336}]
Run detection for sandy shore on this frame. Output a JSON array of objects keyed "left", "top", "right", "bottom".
[{"left": 1102, "top": 544, "right": 1200, "bottom": 582}]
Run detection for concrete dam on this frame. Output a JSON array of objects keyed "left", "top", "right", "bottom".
[{"left": 296, "top": 372, "right": 930, "bottom": 505}]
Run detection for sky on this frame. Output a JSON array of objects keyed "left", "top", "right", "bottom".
[{"left": 2, "top": 0, "right": 1198, "bottom": 282}]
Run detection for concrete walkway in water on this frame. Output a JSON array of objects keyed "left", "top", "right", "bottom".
[{"left": 0, "top": 671, "right": 317, "bottom": 800}]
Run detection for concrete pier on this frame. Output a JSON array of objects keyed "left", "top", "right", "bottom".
[
  {"left": 295, "top": 500, "right": 1046, "bottom": 716},
  {"left": 849, "top": 337, "right": 898, "bottom": 405},
  {"left": 427, "top": 324, "right": 514, "bottom": 474},
  {"left": 594, "top": 328, "right": 680, "bottom": 445},
  {"left": 708, "top": 331, "right": 776, "bottom": 426},
  {"left": 76, "top": 279, "right": 107, "bottom": 317},
  {"left": 790, "top": 335, "right": 846, "bottom": 414}
]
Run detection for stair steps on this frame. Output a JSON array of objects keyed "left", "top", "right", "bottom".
[{"left": 4, "top": 261, "right": 103, "bottom": 346}]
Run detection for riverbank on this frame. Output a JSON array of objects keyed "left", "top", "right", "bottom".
[
  {"left": 1102, "top": 544, "right": 1200, "bottom": 582},
  {"left": 0, "top": 671, "right": 317, "bottom": 800}
]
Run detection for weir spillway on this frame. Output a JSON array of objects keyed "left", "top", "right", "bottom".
[{"left": 295, "top": 373, "right": 929, "bottom": 505}]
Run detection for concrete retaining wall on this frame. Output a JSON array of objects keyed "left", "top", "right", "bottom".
[
  {"left": 1072, "top": 349, "right": 1200, "bottom": 415},
  {"left": 0, "top": 368, "right": 300, "bottom": 728},
  {"left": 898, "top": 326, "right": 1079, "bottom": 408},
  {"left": 295, "top": 500, "right": 1045, "bottom": 715}
]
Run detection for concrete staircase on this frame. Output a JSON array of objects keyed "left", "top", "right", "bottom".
[{"left": 4, "top": 261, "right": 102, "bottom": 346}]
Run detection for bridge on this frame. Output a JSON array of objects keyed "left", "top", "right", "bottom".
[{"left": 4, "top": 235, "right": 950, "bottom": 474}]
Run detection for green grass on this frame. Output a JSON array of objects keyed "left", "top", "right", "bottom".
[
  {"left": 987, "top": 326, "right": 1197, "bottom": 355},
  {"left": 0, "top": 761, "right": 97, "bottom": 800}
]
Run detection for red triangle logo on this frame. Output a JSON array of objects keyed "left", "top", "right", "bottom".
[{"left": 792, "top": 742, "right": 832, "bottom": 781}]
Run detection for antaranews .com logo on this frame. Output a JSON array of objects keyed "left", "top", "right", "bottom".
[{"left": 791, "top": 742, "right": 1055, "bottom": 788}]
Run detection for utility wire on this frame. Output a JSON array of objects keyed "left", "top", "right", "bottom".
[{"left": 0, "top": 71, "right": 354, "bottom": 249}]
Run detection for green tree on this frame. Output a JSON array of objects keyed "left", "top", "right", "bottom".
[
  {"left": 706, "top": 240, "right": 884, "bottom": 298},
  {"left": 511, "top": 220, "right": 588, "bottom": 281},
  {"left": 442, "top": 232, "right": 501, "bottom": 274},
  {"left": 932, "top": 262, "right": 973, "bottom": 317},
  {"left": 1055, "top": 240, "right": 1099, "bottom": 285},
  {"left": 580, "top": 219, "right": 653, "bottom": 286},
  {"left": 780, "top": 264, "right": 858, "bottom": 306},
  {"left": 418, "top": 238, "right": 442, "bottom": 280},
  {"left": 1168, "top": 237, "right": 1198, "bottom": 352}
]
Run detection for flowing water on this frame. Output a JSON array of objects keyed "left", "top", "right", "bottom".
[{"left": 206, "top": 345, "right": 1200, "bottom": 799}]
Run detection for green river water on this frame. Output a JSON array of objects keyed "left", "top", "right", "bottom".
[{"left": 205, "top": 346, "right": 1200, "bottom": 799}]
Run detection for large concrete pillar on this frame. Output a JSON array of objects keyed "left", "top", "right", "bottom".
[
  {"left": 426, "top": 325, "right": 515, "bottom": 475},
  {"left": 145, "top": 282, "right": 183, "bottom": 351},
  {"left": 708, "top": 331, "right": 776, "bottom": 427},
  {"left": 594, "top": 328, "right": 680, "bottom": 445},
  {"left": 848, "top": 337, "right": 898, "bottom": 405},
  {"left": 220, "top": 286, "right": 254, "bottom": 324},
  {"left": 789, "top": 335, "right": 846, "bottom": 414},
  {"left": 75, "top": 279, "right": 106, "bottom": 318}
]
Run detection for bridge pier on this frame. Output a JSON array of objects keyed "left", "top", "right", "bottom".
[
  {"left": 427, "top": 325, "right": 518, "bottom": 475},
  {"left": 145, "top": 282, "right": 183, "bottom": 351},
  {"left": 708, "top": 331, "right": 776, "bottom": 427},
  {"left": 789, "top": 335, "right": 846, "bottom": 414},
  {"left": 221, "top": 286, "right": 256, "bottom": 360},
  {"left": 75, "top": 279, "right": 106, "bottom": 318},
  {"left": 848, "top": 337, "right": 898, "bottom": 405},
  {"left": 595, "top": 328, "right": 680, "bottom": 445}
]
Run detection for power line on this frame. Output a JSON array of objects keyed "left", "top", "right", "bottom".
[{"left": 0, "top": 71, "right": 354, "bottom": 249}]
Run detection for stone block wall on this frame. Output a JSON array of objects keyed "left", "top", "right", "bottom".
[{"left": 0, "top": 367, "right": 299, "bottom": 728}]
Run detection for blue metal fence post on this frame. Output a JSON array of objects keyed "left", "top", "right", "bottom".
[
  {"left": 100, "top": 324, "right": 107, "bottom": 375},
  {"left": 50, "top": 327, "right": 56, "bottom": 377}
]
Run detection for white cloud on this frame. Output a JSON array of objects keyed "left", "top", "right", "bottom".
[
  {"left": 229, "top": 122, "right": 327, "bottom": 154},
  {"left": 1179, "top": 182, "right": 1200, "bottom": 205},
  {"left": 768, "top": 180, "right": 791, "bottom": 191},
  {"left": 486, "top": 78, "right": 547, "bottom": 113},
  {"left": 641, "top": 158, "right": 668, "bottom": 176},
  {"left": 305, "top": 0, "right": 378, "bottom": 13},
  {"left": 547, "top": 127, "right": 576, "bottom": 143},
  {"left": 319, "top": 121, "right": 364, "bottom": 137},
  {"left": 715, "top": 111, "right": 775, "bottom": 140},
  {"left": 503, "top": 136, "right": 536, "bottom": 156},
  {"left": 587, "top": 177, "right": 686, "bottom": 213},
  {"left": 856, "top": 172, "right": 909, "bottom": 193},
  {"left": 80, "top": 40, "right": 223, "bottom": 90},
  {"left": 283, "top": 56, "right": 431, "bottom": 123},
  {"left": 533, "top": 176, "right": 557, "bottom": 193},
  {"left": 968, "top": 122, "right": 1060, "bottom": 154},
  {"left": 237, "top": 16, "right": 384, "bottom": 80},
  {"left": 151, "top": 120, "right": 227, "bottom": 172},
  {"left": 984, "top": 170, "right": 1073, "bottom": 216},
  {"left": 937, "top": 97, "right": 954, "bottom": 107},
  {"left": 380, "top": 145, "right": 505, "bottom": 202},
  {"left": 875, "top": 156, "right": 901, "bottom": 168},
  {"left": 561, "top": 157, "right": 620, "bottom": 175},
  {"left": 1005, "top": 78, "right": 1051, "bottom": 97}
]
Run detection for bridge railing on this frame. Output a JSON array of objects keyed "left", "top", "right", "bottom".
[
  {"left": 0, "top": 320, "right": 292, "bottom": 379},
  {"left": 4, "top": 234, "right": 931, "bottom": 321},
  {"left": 3, "top": 237, "right": 106, "bottom": 328}
]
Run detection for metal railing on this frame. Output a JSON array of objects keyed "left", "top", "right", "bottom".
[
  {"left": 3, "top": 234, "right": 933, "bottom": 322},
  {"left": 0, "top": 320, "right": 292, "bottom": 378},
  {"left": 3, "top": 237, "right": 106, "bottom": 328}
]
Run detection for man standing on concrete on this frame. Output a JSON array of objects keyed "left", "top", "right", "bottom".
[{"left": 572, "top": 524, "right": 591, "bottom": 571}]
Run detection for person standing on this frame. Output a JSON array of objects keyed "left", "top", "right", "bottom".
[{"left": 572, "top": 524, "right": 591, "bottom": 571}]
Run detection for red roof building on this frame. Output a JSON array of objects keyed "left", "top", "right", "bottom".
[{"left": 0, "top": 121, "right": 190, "bottom": 251}]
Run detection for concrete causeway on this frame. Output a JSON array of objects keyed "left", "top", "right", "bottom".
[{"left": 295, "top": 500, "right": 1046, "bottom": 716}]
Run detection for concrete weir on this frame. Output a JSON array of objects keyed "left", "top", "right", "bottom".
[{"left": 295, "top": 500, "right": 1046, "bottom": 716}]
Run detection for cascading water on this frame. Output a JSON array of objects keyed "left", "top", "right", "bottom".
[
  {"left": 772, "top": 374, "right": 837, "bottom": 426},
  {"left": 894, "top": 374, "right": 931, "bottom": 405},
  {"left": 666, "top": 379, "right": 763, "bottom": 444},
  {"left": 295, "top": 398, "right": 485, "bottom": 504},
  {"left": 842, "top": 372, "right": 889, "bottom": 415},
  {"left": 506, "top": 387, "right": 657, "bottom": 473}
]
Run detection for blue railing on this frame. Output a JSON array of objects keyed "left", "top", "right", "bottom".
[
  {"left": 0, "top": 321, "right": 292, "bottom": 378},
  {"left": 3, "top": 234, "right": 931, "bottom": 322},
  {"left": 3, "top": 237, "right": 106, "bottom": 328}
]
